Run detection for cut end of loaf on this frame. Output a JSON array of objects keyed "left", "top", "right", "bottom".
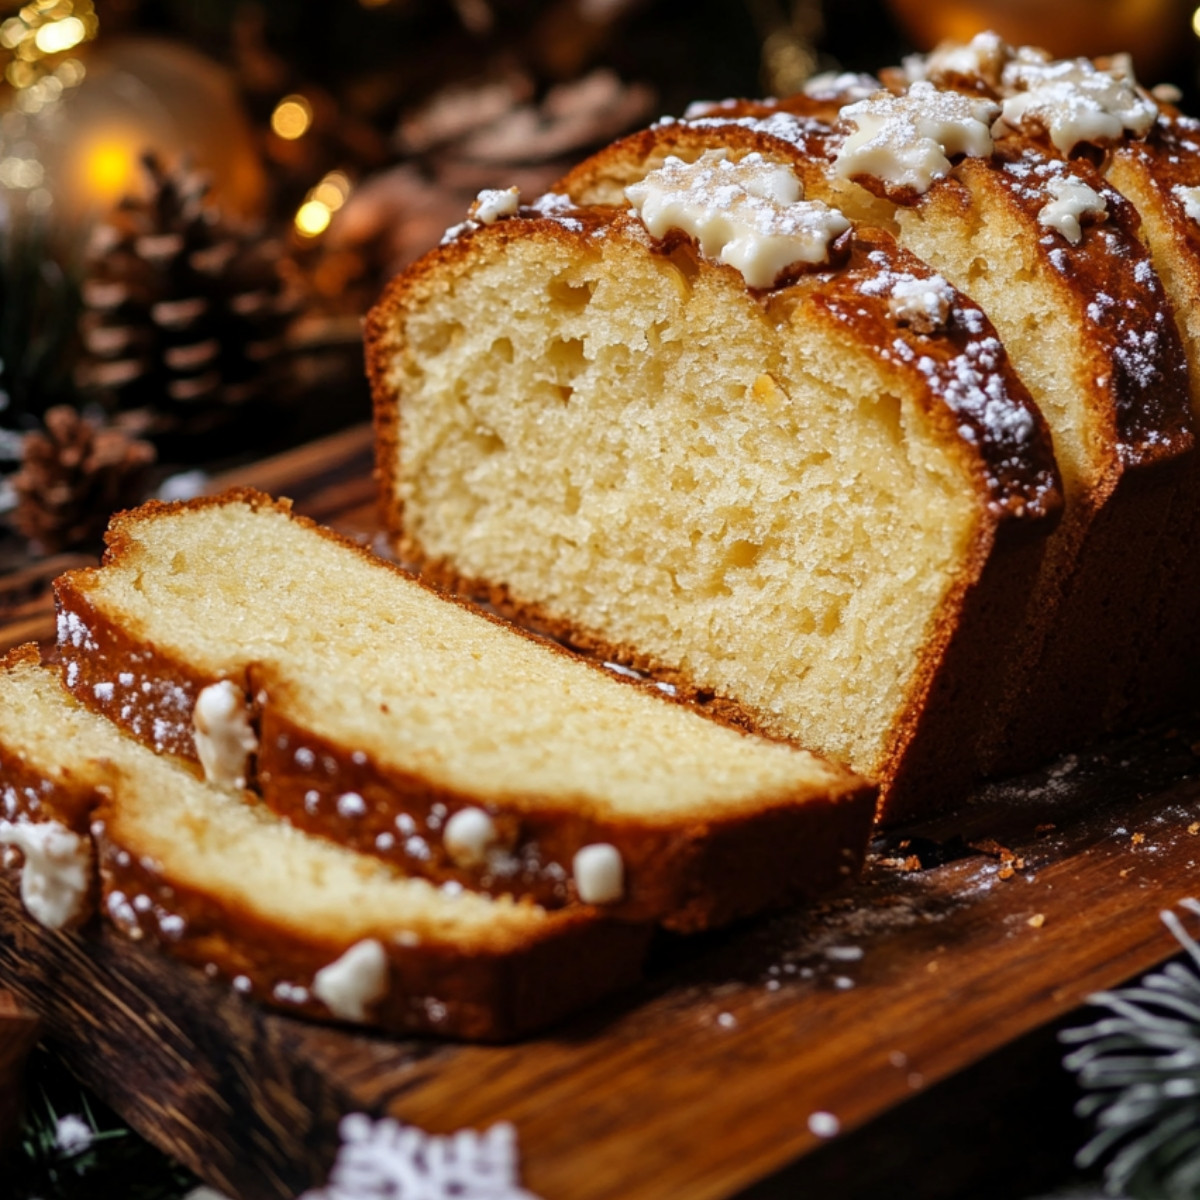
[{"left": 368, "top": 196, "right": 1055, "bottom": 788}]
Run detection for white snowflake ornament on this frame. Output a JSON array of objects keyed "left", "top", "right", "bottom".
[{"left": 299, "top": 1113, "right": 541, "bottom": 1200}]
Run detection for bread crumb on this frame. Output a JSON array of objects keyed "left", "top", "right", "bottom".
[
  {"left": 998, "top": 864, "right": 1015, "bottom": 881},
  {"left": 1027, "top": 913, "right": 1045, "bottom": 928},
  {"left": 1187, "top": 822, "right": 1199, "bottom": 836},
  {"left": 1131, "top": 832, "right": 1145, "bottom": 846}
]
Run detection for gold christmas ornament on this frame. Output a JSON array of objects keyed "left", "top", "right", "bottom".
[
  {"left": 883, "top": 0, "right": 1187, "bottom": 79},
  {"left": 6, "top": 35, "right": 266, "bottom": 228}
]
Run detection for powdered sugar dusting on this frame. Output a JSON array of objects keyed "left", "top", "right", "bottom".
[
  {"left": 856, "top": 252, "right": 1039, "bottom": 464},
  {"left": 882, "top": 273, "right": 956, "bottom": 333},
  {"left": 803, "top": 72, "right": 880, "bottom": 103},
  {"left": 681, "top": 110, "right": 827, "bottom": 153}
]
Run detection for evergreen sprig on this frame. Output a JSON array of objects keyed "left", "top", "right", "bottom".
[
  {"left": 10, "top": 1046, "right": 199, "bottom": 1200},
  {"left": 1062, "top": 899, "right": 1200, "bottom": 1199}
]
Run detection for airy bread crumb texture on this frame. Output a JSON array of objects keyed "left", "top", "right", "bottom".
[{"left": 388, "top": 229, "right": 979, "bottom": 776}]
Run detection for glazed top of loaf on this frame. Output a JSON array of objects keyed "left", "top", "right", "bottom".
[
  {"left": 420, "top": 150, "right": 1061, "bottom": 526},
  {"left": 559, "top": 100, "right": 1192, "bottom": 472}
]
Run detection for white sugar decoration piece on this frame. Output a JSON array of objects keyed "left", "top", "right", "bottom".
[
  {"left": 443, "top": 806, "right": 499, "bottom": 868},
  {"left": 471, "top": 186, "right": 520, "bottom": 225},
  {"left": 998, "top": 55, "right": 1157, "bottom": 153},
  {"left": 885, "top": 274, "right": 956, "bottom": 333},
  {"left": 298, "top": 1113, "right": 540, "bottom": 1200},
  {"left": 192, "top": 681, "right": 257, "bottom": 790},
  {"left": 336, "top": 791, "right": 368, "bottom": 818},
  {"left": 311, "top": 938, "right": 390, "bottom": 1023},
  {"left": 0, "top": 818, "right": 91, "bottom": 929},
  {"left": 902, "top": 31, "right": 1009, "bottom": 90},
  {"left": 807, "top": 1111, "right": 841, "bottom": 1139},
  {"left": 1174, "top": 184, "right": 1200, "bottom": 225},
  {"left": 572, "top": 842, "right": 624, "bottom": 904},
  {"left": 835, "top": 82, "right": 999, "bottom": 194},
  {"left": 625, "top": 150, "right": 850, "bottom": 288},
  {"left": 1038, "top": 174, "right": 1108, "bottom": 244}
]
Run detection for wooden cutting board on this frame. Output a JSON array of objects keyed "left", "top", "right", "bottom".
[{"left": 2, "top": 423, "right": 1199, "bottom": 1200}]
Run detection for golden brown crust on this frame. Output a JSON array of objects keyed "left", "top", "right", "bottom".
[
  {"left": 93, "top": 825, "right": 651, "bottom": 1041},
  {"left": 55, "top": 491, "right": 878, "bottom": 931},
  {"left": 1099, "top": 116, "right": 1200, "bottom": 728}
]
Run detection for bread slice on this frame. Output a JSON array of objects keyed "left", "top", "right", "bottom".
[
  {"left": 0, "top": 644, "right": 652, "bottom": 1040},
  {"left": 560, "top": 102, "right": 1193, "bottom": 778},
  {"left": 366, "top": 133, "right": 1063, "bottom": 823},
  {"left": 53, "top": 490, "right": 876, "bottom": 932}
]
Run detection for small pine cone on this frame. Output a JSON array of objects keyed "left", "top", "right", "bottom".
[
  {"left": 11, "top": 406, "right": 156, "bottom": 554},
  {"left": 76, "top": 153, "right": 301, "bottom": 423}
]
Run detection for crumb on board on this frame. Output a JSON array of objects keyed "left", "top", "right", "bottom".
[{"left": 1027, "top": 913, "right": 1046, "bottom": 928}]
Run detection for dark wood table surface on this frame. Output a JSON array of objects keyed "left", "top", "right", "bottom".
[{"left": 2, "top": 423, "right": 1196, "bottom": 1200}]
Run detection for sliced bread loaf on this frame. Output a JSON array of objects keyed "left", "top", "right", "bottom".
[
  {"left": 0, "top": 645, "right": 651, "bottom": 1040},
  {"left": 53, "top": 490, "right": 876, "bottom": 931},
  {"left": 553, "top": 94, "right": 1194, "bottom": 779},
  {"left": 366, "top": 132, "right": 1062, "bottom": 822}
]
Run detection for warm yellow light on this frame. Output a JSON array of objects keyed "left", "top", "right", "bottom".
[
  {"left": 34, "top": 14, "right": 85, "bottom": 54},
  {"left": 82, "top": 138, "right": 137, "bottom": 203},
  {"left": 312, "top": 171, "right": 350, "bottom": 212},
  {"left": 0, "top": 18, "right": 26, "bottom": 49},
  {"left": 295, "top": 199, "right": 332, "bottom": 236},
  {"left": 271, "top": 95, "right": 313, "bottom": 140},
  {"left": 1194, "top": 5, "right": 1200, "bottom": 37}
]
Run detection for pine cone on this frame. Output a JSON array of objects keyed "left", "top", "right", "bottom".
[
  {"left": 11, "top": 406, "right": 155, "bottom": 555},
  {"left": 75, "top": 152, "right": 300, "bottom": 425}
]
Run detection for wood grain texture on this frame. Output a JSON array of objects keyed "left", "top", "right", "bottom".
[{"left": 3, "top": 424, "right": 1200, "bottom": 1199}]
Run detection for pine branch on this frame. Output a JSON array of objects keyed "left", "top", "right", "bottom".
[
  {"left": 10, "top": 1046, "right": 199, "bottom": 1200},
  {"left": 1062, "top": 900, "right": 1200, "bottom": 1199}
]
